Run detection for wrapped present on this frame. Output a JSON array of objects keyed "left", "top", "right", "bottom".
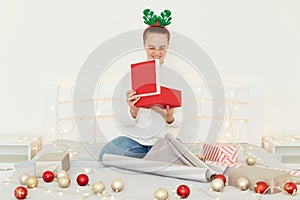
[
  {"left": 34, "top": 152, "right": 70, "bottom": 177},
  {"left": 228, "top": 166, "right": 290, "bottom": 194},
  {"left": 203, "top": 144, "right": 237, "bottom": 164}
]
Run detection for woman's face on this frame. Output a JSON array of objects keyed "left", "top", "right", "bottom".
[{"left": 144, "top": 32, "right": 169, "bottom": 65}]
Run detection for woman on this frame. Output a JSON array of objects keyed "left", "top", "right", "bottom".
[{"left": 99, "top": 9, "right": 181, "bottom": 161}]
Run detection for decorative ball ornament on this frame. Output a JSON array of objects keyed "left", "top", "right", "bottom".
[
  {"left": 246, "top": 156, "right": 256, "bottom": 166},
  {"left": 254, "top": 181, "right": 269, "bottom": 194},
  {"left": 14, "top": 186, "right": 28, "bottom": 199},
  {"left": 19, "top": 173, "right": 30, "bottom": 185},
  {"left": 211, "top": 179, "right": 224, "bottom": 192},
  {"left": 284, "top": 182, "right": 297, "bottom": 195},
  {"left": 176, "top": 184, "right": 190, "bottom": 199},
  {"left": 42, "top": 171, "right": 55, "bottom": 183},
  {"left": 76, "top": 174, "right": 89, "bottom": 186},
  {"left": 56, "top": 170, "right": 68, "bottom": 179},
  {"left": 236, "top": 177, "right": 250, "bottom": 190},
  {"left": 25, "top": 176, "right": 38, "bottom": 188},
  {"left": 154, "top": 187, "right": 168, "bottom": 200},
  {"left": 92, "top": 181, "right": 105, "bottom": 195},
  {"left": 212, "top": 174, "right": 227, "bottom": 185},
  {"left": 195, "top": 154, "right": 204, "bottom": 161},
  {"left": 58, "top": 176, "right": 71, "bottom": 188},
  {"left": 111, "top": 179, "right": 124, "bottom": 192}
]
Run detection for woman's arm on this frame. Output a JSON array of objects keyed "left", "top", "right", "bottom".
[{"left": 119, "top": 90, "right": 140, "bottom": 128}]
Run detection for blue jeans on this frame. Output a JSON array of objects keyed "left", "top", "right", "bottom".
[{"left": 98, "top": 136, "right": 152, "bottom": 161}]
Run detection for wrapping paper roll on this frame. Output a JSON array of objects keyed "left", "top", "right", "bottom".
[{"left": 103, "top": 154, "right": 210, "bottom": 182}]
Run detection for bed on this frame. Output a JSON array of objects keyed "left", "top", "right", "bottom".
[
  {"left": 0, "top": 81, "right": 295, "bottom": 199},
  {"left": 1, "top": 137, "right": 299, "bottom": 200}
]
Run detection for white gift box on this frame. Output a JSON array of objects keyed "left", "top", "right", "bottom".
[{"left": 34, "top": 152, "right": 70, "bottom": 177}]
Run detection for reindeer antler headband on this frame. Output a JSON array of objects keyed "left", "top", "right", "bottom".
[{"left": 143, "top": 9, "right": 172, "bottom": 40}]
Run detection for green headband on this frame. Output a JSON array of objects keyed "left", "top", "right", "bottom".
[{"left": 143, "top": 9, "right": 172, "bottom": 27}]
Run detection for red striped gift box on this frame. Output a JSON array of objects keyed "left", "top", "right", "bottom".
[{"left": 203, "top": 144, "right": 238, "bottom": 164}]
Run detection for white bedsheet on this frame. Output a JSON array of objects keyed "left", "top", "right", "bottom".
[{"left": 0, "top": 140, "right": 299, "bottom": 200}]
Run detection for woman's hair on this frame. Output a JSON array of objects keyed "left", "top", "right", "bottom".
[{"left": 143, "top": 26, "right": 170, "bottom": 43}]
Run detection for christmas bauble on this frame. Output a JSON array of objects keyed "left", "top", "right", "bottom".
[
  {"left": 14, "top": 186, "right": 28, "bottom": 199},
  {"left": 76, "top": 174, "right": 89, "bottom": 186},
  {"left": 195, "top": 154, "right": 204, "bottom": 161},
  {"left": 58, "top": 176, "right": 71, "bottom": 188},
  {"left": 154, "top": 187, "right": 168, "bottom": 200},
  {"left": 92, "top": 181, "right": 105, "bottom": 195},
  {"left": 284, "top": 181, "right": 297, "bottom": 195},
  {"left": 176, "top": 184, "right": 190, "bottom": 198},
  {"left": 254, "top": 181, "right": 269, "bottom": 194},
  {"left": 19, "top": 173, "right": 30, "bottom": 185},
  {"left": 212, "top": 174, "right": 227, "bottom": 185},
  {"left": 56, "top": 170, "right": 68, "bottom": 179},
  {"left": 111, "top": 179, "right": 124, "bottom": 192},
  {"left": 25, "top": 176, "right": 38, "bottom": 188},
  {"left": 211, "top": 179, "right": 224, "bottom": 192},
  {"left": 42, "top": 171, "right": 55, "bottom": 183},
  {"left": 246, "top": 156, "right": 256, "bottom": 166},
  {"left": 236, "top": 177, "right": 250, "bottom": 190}
]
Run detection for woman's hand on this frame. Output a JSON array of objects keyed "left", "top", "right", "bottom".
[
  {"left": 151, "top": 105, "right": 174, "bottom": 124},
  {"left": 126, "top": 90, "right": 140, "bottom": 118}
]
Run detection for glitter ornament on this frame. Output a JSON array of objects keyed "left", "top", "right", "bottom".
[
  {"left": 176, "top": 184, "right": 190, "bottom": 199},
  {"left": 236, "top": 177, "right": 250, "bottom": 190},
  {"left": 14, "top": 186, "right": 28, "bottom": 199},
  {"left": 58, "top": 176, "right": 71, "bottom": 188},
  {"left": 111, "top": 179, "right": 124, "bottom": 192},
  {"left": 212, "top": 174, "right": 227, "bottom": 185},
  {"left": 56, "top": 170, "right": 68, "bottom": 179},
  {"left": 19, "top": 173, "right": 30, "bottom": 185},
  {"left": 92, "top": 181, "right": 105, "bottom": 195},
  {"left": 42, "top": 171, "right": 55, "bottom": 183},
  {"left": 284, "top": 181, "right": 297, "bottom": 195},
  {"left": 254, "top": 181, "right": 269, "bottom": 194},
  {"left": 211, "top": 179, "right": 224, "bottom": 192},
  {"left": 25, "top": 176, "right": 38, "bottom": 188},
  {"left": 154, "top": 187, "right": 168, "bottom": 200},
  {"left": 246, "top": 156, "right": 256, "bottom": 166},
  {"left": 76, "top": 174, "right": 89, "bottom": 186}
]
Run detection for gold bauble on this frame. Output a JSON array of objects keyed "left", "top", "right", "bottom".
[
  {"left": 19, "top": 173, "right": 30, "bottom": 185},
  {"left": 246, "top": 156, "right": 256, "bottom": 166},
  {"left": 56, "top": 170, "right": 68, "bottom": 179},
  {"left": 111, "top": 179, "right": 124, "bottom": 192},
  {"left": 25, "top": 176, "right": 38, "bottom": 188},
  {"left": 236, "top": 177, "right": 250, "bottom": 190},
  {"left": 154, "top": 187, "right": 168, "bottom": 200},
  {"left": 211, "top": 179, "right": 224, "bottom": 192},
  {"left": 92, "top": 181, "right": 105, "bottom": 195},
  {"left": 58, "top": 176, "right": 71, "bottom": 188}
]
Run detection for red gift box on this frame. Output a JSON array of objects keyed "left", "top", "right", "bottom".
[
  {"left": 203, "top": 144, "right": 238, "bottom": 164},
  {"left": 135, "top": 86, "right": 181, "bottom": 109},
  {"left": 131, "top": 59, "right": 182, "bottom": 109}
]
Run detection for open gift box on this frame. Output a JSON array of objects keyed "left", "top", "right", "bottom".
[
  {"left": 34, "top": 152, "right": 70, "bottom": 177},
  {"left": 228, "top": 166, "right": 290, "bottom": 194}
]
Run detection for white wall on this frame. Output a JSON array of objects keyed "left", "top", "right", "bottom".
[{"left": 0, "top": 0, "right": 299, "bottom": 140}]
